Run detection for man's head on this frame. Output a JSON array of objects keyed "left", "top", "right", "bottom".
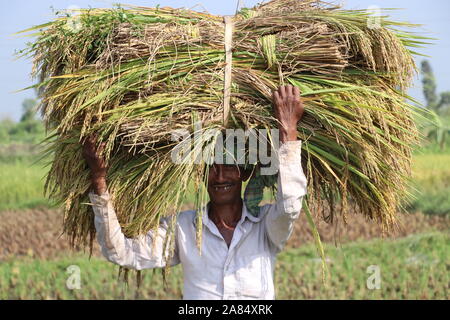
[{"left": 207, "top": 164, "right": 252, "bottom": 205}]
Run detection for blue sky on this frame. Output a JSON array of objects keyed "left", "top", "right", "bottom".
[{"left": 1, "top": 0, "right": 449, "bottom": 121}]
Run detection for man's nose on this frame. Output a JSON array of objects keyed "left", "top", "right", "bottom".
[{"left": 213, "top": 165, "right": 226, "bottom": 182}]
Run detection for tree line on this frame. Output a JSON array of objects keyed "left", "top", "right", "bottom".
[{"left": 420, "top": 60, "right": 450, "bottom": 150}]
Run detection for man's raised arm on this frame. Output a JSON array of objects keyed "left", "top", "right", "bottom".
[
  {"left": 83, "top": 136, "right": 180, "bottom": 270},
  {"left": 264, "top": 85, "right": 307, "bottom": 252}
]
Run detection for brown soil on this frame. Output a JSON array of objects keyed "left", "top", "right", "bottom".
[
  {"left": 287, "top": 211, "right": 449, "bottom": 248},
  {"left": 0, "top": 208, "right": 448, "bottom": 260},
  {"left": 0, "top": 208, "right": 100, "bottom": 260}
]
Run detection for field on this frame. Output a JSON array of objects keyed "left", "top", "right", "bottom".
[
  {"left": 0, "top": 160, "right": 50, "bottom": 211},
  {"left": 1, "top": 231, "right": 448, "bottom": 299},
  {"left": 0, "top": 145, "right": 449, "bottom": 300},
  {"left": 0, "top": 144, "right": 51, "bottom": 211},
  {"left": 408, "top": 153, "right": 450, "bottom": 215}
]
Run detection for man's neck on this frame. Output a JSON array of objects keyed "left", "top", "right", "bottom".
[{"left": 208, "top": 198, "right": 243, "bottom": 228}]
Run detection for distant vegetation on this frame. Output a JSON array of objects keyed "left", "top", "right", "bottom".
[
  {"left": 418, "top": 60, "right": 450, "bottom": 151},
  {"left": 0, "top": 98, "right": 45, "bottom": 145}
]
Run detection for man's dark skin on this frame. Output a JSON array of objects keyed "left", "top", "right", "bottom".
[{"left": 83, "top": 85, "right": 305, "bottom": 247}]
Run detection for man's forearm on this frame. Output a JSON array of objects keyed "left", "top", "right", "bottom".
[
  {"left": 89, "top": 191, "right": 180, "bottom": 269},
  {"left": 279, "top": 126, "right": 298, "bottom": 143},
  {"left": 92, "top": 176, "right": 107, "bottom": 195},
  {"left": 264, "top": 140, "right": 307, "bottom": 252}
]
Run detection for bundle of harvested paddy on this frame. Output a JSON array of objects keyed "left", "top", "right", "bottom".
[{"left": 19, "top": 0, "right": 428, "bottom": 252}]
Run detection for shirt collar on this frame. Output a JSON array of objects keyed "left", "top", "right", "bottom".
[{"left": 192, "top": 201, "right": 261, "bottom": 228}]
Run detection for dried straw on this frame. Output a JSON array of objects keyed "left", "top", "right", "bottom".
[{"left": 18, "top": 0, "right": 429, "bottom": 253}]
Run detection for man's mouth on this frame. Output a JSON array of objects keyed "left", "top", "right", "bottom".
[{"left": 212, "top": 183, "right": 234, "bottom": 191}]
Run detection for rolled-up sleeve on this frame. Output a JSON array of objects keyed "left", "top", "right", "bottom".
[
  {"left": 89, "top": 191, "right": 180, "bottom": 270},
  {"left": 264, "top": 140, "right": 307, "bottom": 252}
]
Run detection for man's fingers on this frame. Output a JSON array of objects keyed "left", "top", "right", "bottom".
[
  {"left": 293, "top": 86, "right": 300, "bottom": 101},
  {"left": 83, "top": 137, "right": 93, "bottom": 149},
  {"left": 286, "top": 85, "right": 294, "bottom": 96},
  {"left": 272, "top": 91, "right": 281, "bottom": 117},
  {"left": 273, "top": 90, "right": 280, "bottom": 103},
  {"left": 82, "top": 134, "right": 106, "bottom": 157},
  {"left": 273, "top": 90, "right": 279, "bottom": 99},
  {"left": 278, "top": 85, "right": 298, "bottom": 97},
  {"left": 98, "top": 142, "right": 106, "bottom": 153},
  {"left": 84, "top": 134, "right": 96, "bottom": 145},
  {"left": 278, "top": 85, "right": 286, "bottom": 97}
]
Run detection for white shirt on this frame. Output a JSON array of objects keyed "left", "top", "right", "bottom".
[{"left": 89, "top": 141, "right": 307, "bottom": 300}]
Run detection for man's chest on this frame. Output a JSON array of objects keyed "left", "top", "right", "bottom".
[
  {"left": 177, "top": 220, "right": 276, "bottom": 299},
  {"left": 178, "top": 219, "right": 272, "bottom": 268},
  {"left": 216, "top": 226, "right": 235, "bottom": 247}
]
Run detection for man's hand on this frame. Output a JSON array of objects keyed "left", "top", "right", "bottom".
[
  {"left": 272, "top": 85, "right": 305, "bottom": 142},
  {"left": 82, "top": 135, "right": 108, "bottom": 195}
]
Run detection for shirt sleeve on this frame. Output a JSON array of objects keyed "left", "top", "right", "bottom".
[
  {"left": 263, "top": 140, "right": 307, "bottom": 252},
  {"left": 88, "top": 191, "right": 180, "bottom": 270}
]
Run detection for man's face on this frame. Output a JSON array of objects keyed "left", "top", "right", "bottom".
[{"left": 207, "top": 164, "right": 250, "bottom": 205}]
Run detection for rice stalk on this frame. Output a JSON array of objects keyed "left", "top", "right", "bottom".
[{"left": 17, "top": 0, "right": 430, "bottom": 257}]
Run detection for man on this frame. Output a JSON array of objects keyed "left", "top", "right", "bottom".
[{"left": 83, "top": 85, "right": 307, "bottom": 300}]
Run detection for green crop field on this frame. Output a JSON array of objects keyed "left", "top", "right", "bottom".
[
  {"left": 0, "top": 231, "right": 448, "bottom": 299},
  {"left": 0, "top": 159, "right": 51, "bottom": 211},
  {"left": 408, "top": 153, "right": 450, "bottom": 215}
]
